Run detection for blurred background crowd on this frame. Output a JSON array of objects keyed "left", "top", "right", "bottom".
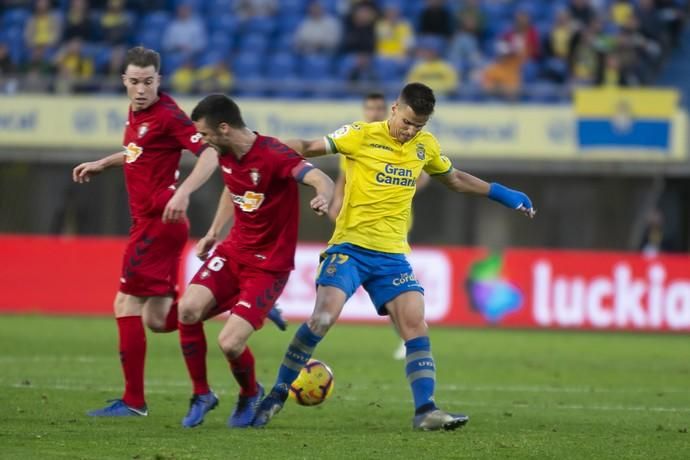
[{"left": 0, "top": 0, "right": 688, "bottom": 100}]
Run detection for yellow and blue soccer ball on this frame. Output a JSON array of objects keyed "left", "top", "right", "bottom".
[{"left": 289, "top": 359, "right": 334, "bottom": 406}]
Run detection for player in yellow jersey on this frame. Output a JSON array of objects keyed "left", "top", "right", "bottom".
[
  {"left": 254, "top": 83, "right": 535, "bottom": 431},
  {"left": 328, "top": 92, "right": 429, "bottom": 361}
]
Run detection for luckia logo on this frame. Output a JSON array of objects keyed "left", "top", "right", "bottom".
[
  {"left": 124, "top": 142, "right": 143, "bottom": 163},
  {"left": 465, "top": 253, "right": 523, "bottom": 323}
]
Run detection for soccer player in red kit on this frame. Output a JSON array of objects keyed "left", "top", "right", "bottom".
[
  {"left": 175, "top": 94, "right": 334, "bottom": 428},
  {"left": 72, "top": 47, "right": 220, "bottom": 417}
]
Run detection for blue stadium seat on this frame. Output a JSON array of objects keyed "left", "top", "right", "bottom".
[
  {"left": 140, "top": 11, "right": 172, "bottom": 31},
  {"left": 208, "top": 13, "right": 237, "bottom": 33},
  {"left": 276, "top": 13, "right": 303, "bottom": 35},
  {"left": 266, "top": 52, "right": 298, "bottom": 78},
  {"left": 238, "top": 34, "right": 269, "bottom": 53},
  {"left": 373, "top": 56, "right": 409, "bottom": 83},
  {"left": 198, "top": 50, "right": 226, "bottom": 67},
  {"left": 299, "top": 54, "right": 332, "bottom": 80},
  {"left": 161, "top": 51, "right": 188, "bottom": 74},
  {"left": 208, "top": 30, "right": 233, "bottom": 54},
  {"left": 136, "top": 29, "right": 163, "bottom": 52},
  {"left": 2, "top": 8, "right": 31, "bottom": 28},
  {"left": 206, "top": 0, "right": 233, "bottom": 15},
  {"left": 521, "top": 60, "right": 540, "bottom": 84},
  {"left": 242, "top": 15, "right": 276, "bottom": 36},
  {"left": 279, "top": 0, "right": 308, "bottom": 15},
  {"left": 233, "top": 52, "right": 263, "bottom": 78}
]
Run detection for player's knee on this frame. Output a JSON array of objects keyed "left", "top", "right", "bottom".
[
  {"left": 308, "top": 311, "right": 335, "bottom": 336},
  {"left": 178, "top": 297, "right": 203, "bottom": 325},
  {"left": 218, "top": 332, "right": 244, "bottom": 359},
  {"left": 144, "top": 315, "right": 168, "bottom": 333}
]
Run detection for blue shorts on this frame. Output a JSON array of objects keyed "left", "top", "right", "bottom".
[{"left": 315, "top": 243, "right": 424, "bottom": 315}]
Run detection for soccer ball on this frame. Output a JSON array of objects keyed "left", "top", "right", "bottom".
[{"left": 289, "top": 359, "right": 334, "bottom": 406}]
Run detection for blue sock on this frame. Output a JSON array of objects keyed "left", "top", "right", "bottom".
[
  {"left": 275, "top": 323, "right": 322, "bottom": 391},
  {"left": 405, "top": 336, "right": 437, "bottom": 415}
]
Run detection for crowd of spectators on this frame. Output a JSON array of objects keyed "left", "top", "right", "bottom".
[{"left": 0, "top": 0, "right": 687, "bottom": 100}]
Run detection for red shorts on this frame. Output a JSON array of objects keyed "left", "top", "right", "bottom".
[
  {"left": 191, "top": 249, "right": 290, "bottom": 330},
  {"left": 119, "top": 216, "right": 189, "bottom": 298}
]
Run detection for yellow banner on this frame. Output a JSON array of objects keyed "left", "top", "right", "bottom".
[
  {"left": 0, "top": 95, "right": 686, "bottom": 161},
  {"left": 574, "top": 88, "right": 679, "bottom": 118}
]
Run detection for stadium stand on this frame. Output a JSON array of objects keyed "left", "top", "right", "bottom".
[{"left": 0, "top": 0, "right": 687, "bottom": 100}]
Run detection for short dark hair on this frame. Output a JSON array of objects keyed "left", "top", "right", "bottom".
[
  {"left": 399, "top": 83, "right": 435, "bottom": 116},
  {"left": 124, "top": 46, "right": 160, "bottom": 72},
  {"left": 191, "top": 94, "right": 246, "bottom": 130},
  {"left": 364, "top": 92, "right": 385, "bottom": 103}
]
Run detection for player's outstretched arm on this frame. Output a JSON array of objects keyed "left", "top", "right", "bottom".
[
  {"left": 284, "top": 138, "right": 328, "bottom": 158},
  {"left": 163, "top": 146, "right": 219, "bottom": 223},
  {"left": 435, "top": 168, "right": 536, "bottom": 218},
  {"left": 72, "top": 151, "right": 126, "bottom": 183},
  {"left": 196, "top": 188, "right": 235, "bottom": 260},
  {"left": 301, "top": 168, "right": 334, "bottom": 216},
  {"left": 328, "top": 173, "right": 346, "bottom": 222}
]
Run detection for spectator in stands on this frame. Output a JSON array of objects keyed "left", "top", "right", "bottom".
[
  {"left": 294, "top": 1, "right": 341, "bottom": 54},
  {"left": 569, "top": 18, "right": 607, "bottom": 85},
  {"left": 341, "top": 2, "right": 378, "bottom": 54},
  {"left": 162, "top": 2, "right": 207, "bottom": 57},
  {"left": 233, "top": 0, "right": 277, "bottom": 20},
  {"left": 418, "top": 0, "right": 454, "bottom": 40},
  {"left": 24, "top": 0, "right": 62, "bottom": 51},
  {"left": 63, "top": 0, "right": 92, "bottom": 42},
  {"left": 0, "top": 42, "right": 18, "bottom": 93},
  {"left": 654, "top": 0, "right": 685, "bottom": 49},
  {"left": 406, "top": 36, "right": 458, "bottom": 97},
  {"left": 20, "top": 46, "right": 54, "bottom": 92},
  {"left": 502, "top": 8, "right": 540, "bottom": 61},
  {"left": 100, "top": 45, "right": 126, "bottom": 92},
  {"left": 639, "top": 209, "right": 676, "bottom": 256},
  {"left": 448, "top": 13, "right": 484, "bottom": 70},
  {"left": 569, "top": 0, "right": 596, "bottom": 28},
  {"left": 456, "top": 0, "right": 485, "bottom": 42},
  {"left": 197, "top": 58, "right": 234, "bottom": 93},
  {"left": 345, "top": 52, "right": 378, "bottom": 86},
  {"left": 542, "top": 9, "right": 577, "bottom": 82},
  {"left": 611, "top": 0, "right": 635, "bottom": 27},
  {"left": 480, "top": 40, "right": 522, "bottom": 99},
  {"left": 54, "top": 37, "right": 94, "bottom": 93},
  {"left": 375, "top": 3, "right": 414, "bottom": 60},
  {"left": 637, "top": 0, "right": 666, "bottom": 51},
  {"left": 100, "top": 0, "right": 130, "bottom": 46},
  {"left": 170, "top": 57, "right": 196, "bottom": 94}
]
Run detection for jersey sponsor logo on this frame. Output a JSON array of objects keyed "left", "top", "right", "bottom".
[
  {"left": 250, "top": 168, "right": 261, "bottom": 186},
  {"left": 190, "top": 133, "right": 202, "bottom": 143},
  {"left": 375, "top": 164, "right": 416, "bottom": 187},
  {"left": 124, "top": 142, "right": 144, "bottom": 163},
  {"left": 369, "top": 143, "right": 394, "bottom": 152},
  {"left": 137, "top": 123, "right": 150, "bottom": 138},
  {"left": 416, "top": 142, "right": 426, "bottom": 160},
  {"left": 232, "top": 191, "right": 265, "bottom": 212},
  {"left": 221, "top": 165, "right": 233, "bottom": 175}
]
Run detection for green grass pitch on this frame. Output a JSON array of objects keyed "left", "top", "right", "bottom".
[{"left": 1, "top": 315, "right": 688, "bottom": 459}]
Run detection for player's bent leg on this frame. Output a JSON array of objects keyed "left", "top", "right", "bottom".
[
  {"left": 253, "top": 286, "right": 347, "bottom": 428},
  {"left": 217, "top": 314, "right": 263, "bottom": 428},
  {"left": 178, "top": 285, "right": 218, "bottom": 428},
  {"left": 387, "top": 292, "right": 469, "bottom": 431},
  {"left": 89, "top": 292, "right": 149, "bottom": 417},
  {"left": 142, "top": 295, "right": 175, "bottom": 333}
]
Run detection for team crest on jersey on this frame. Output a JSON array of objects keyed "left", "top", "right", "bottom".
[
  {"left": 137, "top": 123, "right": 150, "bottom": 138},
  {"left": 250, "top": 168, "right": 261, "bottom": 185},
  {"left": 200, "top": 269, "right": 210, "bottom": 280},
  {"left": 416, "top": 143, "right": 426, "bottom": 160},
  {"left": 124, "top": 142, "right": 144, "bottom": 163}
]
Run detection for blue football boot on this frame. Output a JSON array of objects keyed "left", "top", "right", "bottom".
[
  {"left": 182, "top": 391, "right": 219, "bottom": 428},
  {"left": 228, "top": 383, "right": 264, "bottom": 428},
  {"left": 251, "top": 383, "right": 289, "bottom": 428},
  {"left": 87, "top": 399, "right": 148, "bottom": 417}
]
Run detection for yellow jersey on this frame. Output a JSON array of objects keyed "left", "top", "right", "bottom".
[{"left": 326, "top": 120, "right": 452, "bottom": 253}]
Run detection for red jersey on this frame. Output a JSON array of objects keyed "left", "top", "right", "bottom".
[
  {"left": 218, "top": 134, "right": 313, "bottom": 273},
  {"left": 123, "top": 92, "right": 206, "bottom": 218}
]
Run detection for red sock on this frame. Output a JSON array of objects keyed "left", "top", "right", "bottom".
[
  {"left": 163, "top": 301, "right": 179, "bottom": 332},
  {"left": 117, "top": 316, "right": 146, "bottom": 408},
  {"left": 229, "top": 346, "right": 258, "bottom": 397},
  {"left": 179, "top": 322, "right": 210, "bottom": 395}
]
